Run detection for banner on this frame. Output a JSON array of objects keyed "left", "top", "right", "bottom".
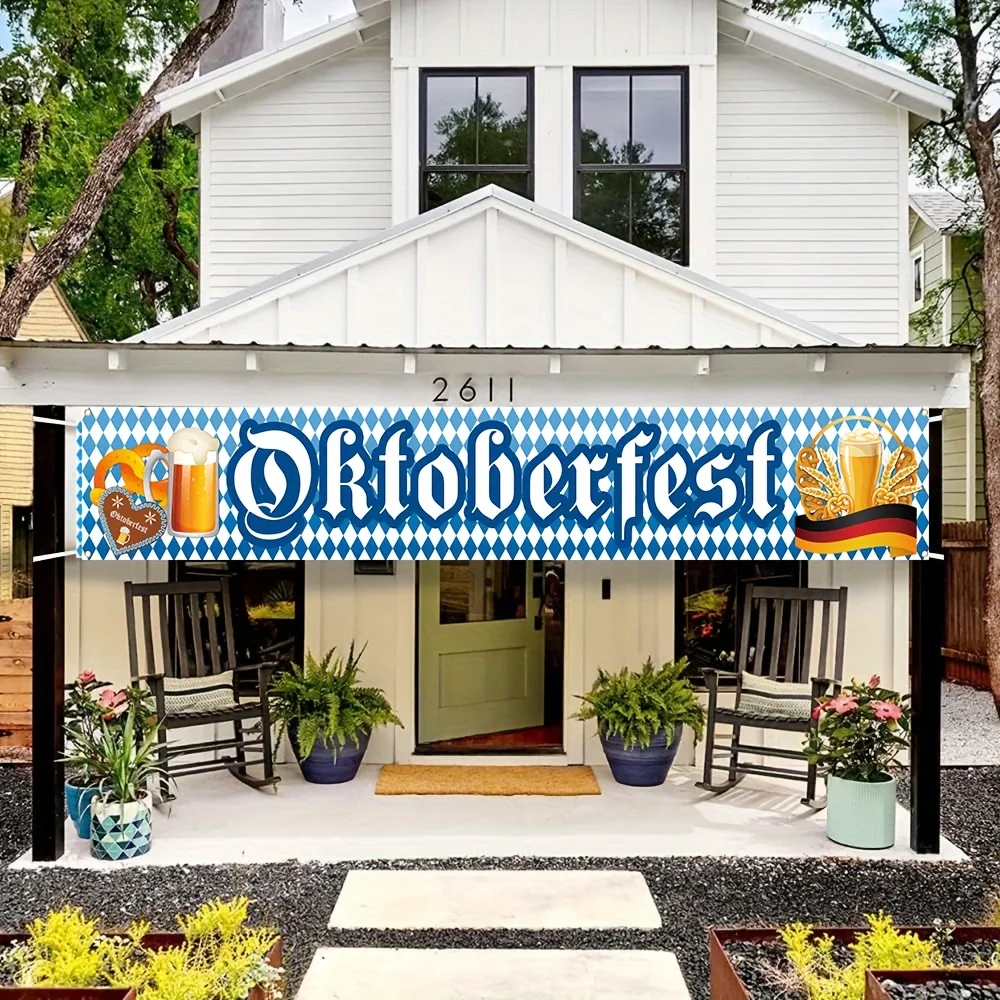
[{"left": 76, "top": 406, "right": 928, "bottom": 561}]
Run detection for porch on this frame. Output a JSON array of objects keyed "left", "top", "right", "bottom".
[{"left": 12, "top": 761, "right": 965, "bottom": 870}]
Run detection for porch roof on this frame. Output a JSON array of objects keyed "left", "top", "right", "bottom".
[
  {"left": 127, "top": 187, "right": 858, "bottom": 352},
  {"left": 0, "top": 338, "right": 972, "bottom": 408}
]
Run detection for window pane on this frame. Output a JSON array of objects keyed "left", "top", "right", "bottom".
[
  {"left": 577, "top": 171, "right": 632, "bottom": 244},
  {"left": 579, "top": 74, "right": 629, "bottom": 164},
  {"left": 630, "top": 171, "right": 683, "bottom": 261},
  {"left": 480, "top": 172, "right": 530, "bottom": 199},
  {"left": 423, "top": 171, "right": 479, "bottom": 211},
  {"left": 477, "top": 75, "right": 529, "bottom": 165},
  {"left": 425, "top": 75, "right": 477, "bottom": 165},
  {"left": 440, "top": 560, "right": 528, "bottom": 625},
  {"left": 631, "top": 74, "right": 682, "bottom": 165}
]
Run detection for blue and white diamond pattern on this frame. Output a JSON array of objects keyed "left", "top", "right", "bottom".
[{"left": 77, "top": 406, "right": 929, "bottom": 561}]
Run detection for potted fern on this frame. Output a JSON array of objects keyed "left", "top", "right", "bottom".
[
  {"left": 269, "top": 643, "right": 401, "bottom": 784},
  {"left": 572, "top": 658, "right": 704, "bottom": 786}
]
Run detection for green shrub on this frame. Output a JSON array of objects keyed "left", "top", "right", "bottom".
[
  {"left": 269, "top": 642, "right": 402, "bottom": 760},
  {"left": 780, "top": 913, "right": 942, "bottom": 1000},
  {"left": 572, "top": 657, "right": 704, "bottom": 749}
]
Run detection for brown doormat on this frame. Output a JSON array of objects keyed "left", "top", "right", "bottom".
[{"left": 375, "top": 764, "right": 601, "bottom": 796}]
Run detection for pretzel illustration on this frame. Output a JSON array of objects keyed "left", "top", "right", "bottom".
[{"left": 89, "top": 443, "right": 168, "bottom": 506}]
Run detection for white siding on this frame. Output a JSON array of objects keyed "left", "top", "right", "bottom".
[
  {"left": 716, "top": 38, "right": 904, "bottom": 343},
  {"left": 204, "top": 37, "right": 392, "bottom": 301},
  {"left": 390, "top": 0, "right": 718, "bottom": 272}
]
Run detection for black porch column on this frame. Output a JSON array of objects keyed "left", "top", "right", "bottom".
[
  {"left": 31, "top": 405, "right": 66, "bottom": 862},
  {"left": 909, "top": 410, "right": 942, "bottom": 855}
]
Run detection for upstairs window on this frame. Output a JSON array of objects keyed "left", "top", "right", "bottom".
[
  {"left": 574, "top": 69, "right": 687, "bottom": 264},
  {"left": 421, "top": 70, "right": 533, "bottom": 212},
  {"left": 911, "top": 247, "right": 925, "bottom": 309}
]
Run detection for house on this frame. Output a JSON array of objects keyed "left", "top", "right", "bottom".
[
  {"left": 2, "top": 0, "right": 968, "bottom": 861},
  {"left": 0, "top": 188, "right": 88, "bottom": 757},
  {"left": 909, "top": 189, "right": 984, "bottom": 522}
]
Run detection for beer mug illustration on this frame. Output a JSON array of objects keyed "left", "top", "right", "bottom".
[
  {"left": 837, "top": 423, "right": 884, "bottom": 512},
  {"left": 144, "top": 428, "right": 221, "bottom": 538}
]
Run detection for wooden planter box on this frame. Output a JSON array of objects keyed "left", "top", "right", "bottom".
[
  {"left": 709, "top": 926, "right": 1000, "bottom": 1000},
  {"left": 0, "top": 933, "right": 282, "bottom": 1000},
  {"left": 0, "top": 992, "right": 135, "bottom": 1000},
  {"left": 866, "top": 969, "right": 1000, "bottom": 1000}
]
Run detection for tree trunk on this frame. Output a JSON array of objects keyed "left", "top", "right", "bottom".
[
  {"left": 967, "top": 121, "right": 1000, "bottom": 718},
  {"left": 0, "top": 0, "right": 240, "bottom": 339}
]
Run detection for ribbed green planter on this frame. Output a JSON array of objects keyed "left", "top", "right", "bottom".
[{"left": 826, "top": 773, "right": 897, "bottom": 849}]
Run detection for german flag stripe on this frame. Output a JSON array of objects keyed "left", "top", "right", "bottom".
[
  {"left": 794, "top": 503, "right": 918, "bottom": 556},
  {"left": 794, "top": 532, "right": 917, "bottom": 555}
]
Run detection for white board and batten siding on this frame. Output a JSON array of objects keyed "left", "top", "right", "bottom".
[
  {"left": 201, "top": 37, "right": 392, "bottom": 303},
  {"left": 716, "top": 39, "right": 906, "bottom": 344},
  {"left": 390, "top": 0, "right": 719, "bottom": 273}
]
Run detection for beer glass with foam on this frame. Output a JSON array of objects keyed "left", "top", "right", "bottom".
[
  {"left": 837, "top": 424, "right": 883, "bottom": 512},
  {"left": 144, "top": 428, "right": 221, "bottom": 538}
]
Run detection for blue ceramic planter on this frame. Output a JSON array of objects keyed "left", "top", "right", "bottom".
[
  {"left": 90, "top": 795, "right": 152, "bottom": 861},
  {"left": 600, "top": 723, "right": 683, "bottom": 786},
  {"left": 65, "top": 781, "right": 100, "bottom": 840},
  {"left": 291, "top": 724, "right": 370, "bottom": 784}
]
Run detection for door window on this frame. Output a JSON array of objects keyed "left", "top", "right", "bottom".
[{"left": 439, "top": 560, "right": 527, "bottom": 624}]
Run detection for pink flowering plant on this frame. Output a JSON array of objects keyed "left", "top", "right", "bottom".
[
  {"left": 63, "top": 673, "right": 155, "bottom": 786},
  {"left": 805, "top": 675, "right": 911, "bottom": 783}
]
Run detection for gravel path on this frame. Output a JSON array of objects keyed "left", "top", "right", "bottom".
[
  {"left": 942, "top": 682, "right": 1000, "bottom": 766},
  {"left": 1, "top": 764, "right": 998, "bottom": 999}
]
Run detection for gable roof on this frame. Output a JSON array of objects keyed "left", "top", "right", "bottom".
[
  {"left": 159, "top": 0, "right": 390, "bottom": 127},
  {"left": 717, "top": 0, "right": 953, "bottom": 122},
  {"left": 910, "top": 189, "right": 982, "bottom": 234},
  {"left": 129, "top": 185, "right": 851, "bottom": 350},
  {"left": 160, "top": 0, "right": 951, "bottom": 127}
]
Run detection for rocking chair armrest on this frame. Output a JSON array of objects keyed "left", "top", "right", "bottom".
[{"left": 810, "top": 677, "right": 839, "bottom": 697}]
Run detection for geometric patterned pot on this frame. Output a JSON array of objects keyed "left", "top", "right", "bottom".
[{"left": 90, "top": 794, "right": 152, "bottom": 861}]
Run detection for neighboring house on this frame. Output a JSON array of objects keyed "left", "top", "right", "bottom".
[
  {"left": 26, "top": 0, "right": 959, "bottom": 768},
  {"left": 909, "top": 189, "right": 984, "bottom": 521},
  {"left": 0, "top": 243, "right": 88, "bottom": 599},
  {"left": 0, "top": 196, "right": 88, "bottom": 756}
]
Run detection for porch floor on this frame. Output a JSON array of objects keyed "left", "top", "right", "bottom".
[{"left": 12, "top": 763, "right": 964, "bottom": 869}]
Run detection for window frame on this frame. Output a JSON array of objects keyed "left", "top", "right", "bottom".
[
  {"left": 911, "top": 245, "right": 926, "bottom": 310},
  {"left": 573, "top": 66, "right": 690, "bottom": 265},
  {"left": 419, "top": 67, "right": 535, "bottom": 213}
]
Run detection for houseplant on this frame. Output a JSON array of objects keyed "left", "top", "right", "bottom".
[
  {"left": 572, "top": 657, "right": 705, "bottom": 786},
  {"left": 0, "top": 897, "right": 283, "bottom": 999},
  {"left": 269, "top": 642, "right": 402, "bottom": 784},
  {"left": 63, "top": 703, "right": 165, "bottom": 861},
  {"left": 805, "top": 675, "right": 911, "bottom": 849},
  {"left": 63, "top": 673, "right": 154, "bottom": 840}
]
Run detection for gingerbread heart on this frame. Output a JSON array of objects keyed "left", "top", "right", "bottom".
[{"left": 99, "top": 487, "right": 166, "bottom": 555}]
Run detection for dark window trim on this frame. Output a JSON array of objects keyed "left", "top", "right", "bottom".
[
  {"left": 673, "top": 561, "right": 808, "bottom": 686},
  {"left": 572, "top": 66, "right": 689, "bottom": 265},
  {"left": 419, "top": 67, "right": 535, "bottom": 212}
]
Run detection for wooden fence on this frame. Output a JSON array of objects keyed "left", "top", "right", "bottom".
[
  {"left": 942, "top": 521, "right": 990, "bottom": 690},
  {"left": 0, "top": 598, "right": 32, "bottom": 749}
]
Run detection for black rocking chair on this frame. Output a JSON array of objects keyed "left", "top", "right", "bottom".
[
  {"left": 124, "top": 578, "right": 280, "bottom": 800},
  {"left": 697, "top": 583, "right": 848, "bottom": 807}
]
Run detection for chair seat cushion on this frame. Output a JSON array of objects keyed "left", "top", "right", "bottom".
[
  {"left": 737, "top": 672, "right": 813, "bottom": 720},
  {"left": 162, "top": 671, "right": 237, "bottom": 714}
]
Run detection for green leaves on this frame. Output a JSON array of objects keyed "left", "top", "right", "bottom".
[
  {"left": 269, "top": 642, "right": 403, "bottom": 761},
  {"left": 572, "top": 657, "right": 705, "bottom": 750},
  {"left": 805, "top": 677, "right": 911, "bottom": 782}
]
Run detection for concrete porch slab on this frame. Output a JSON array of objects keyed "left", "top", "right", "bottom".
[
  {"left": 328, "top": 869, "right": 662, "bottom": 929},
  {"left": 10, "top": 764, "right": 965, "bottom": 869},
  {"left": 294, "top": 947, "right": 690, "bottom": 1000}
]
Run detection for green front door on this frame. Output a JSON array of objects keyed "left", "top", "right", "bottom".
[{"left": 418, "top": 561, "right": 545, "bottom": 745}]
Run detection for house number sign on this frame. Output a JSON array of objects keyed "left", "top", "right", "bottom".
[
  {"left": 76, "top": 406, "right": 927, "bottom": 562},
  {"left": 431, "top": 376, "right": 514, "bottom": 404}
]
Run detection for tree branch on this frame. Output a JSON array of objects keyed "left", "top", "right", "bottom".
[
  {"left": 0, "top": 0, "right": 240, "bottom": 339},
  {"left": 3, "top": 118, "right": 41, "bottom": 285}
]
